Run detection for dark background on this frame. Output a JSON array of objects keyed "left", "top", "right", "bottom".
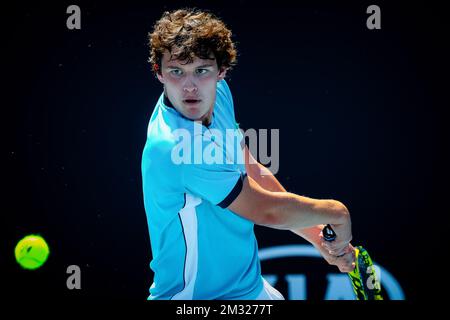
[{"left": 2, "top": 0, "right": 447, "bottom": 302}]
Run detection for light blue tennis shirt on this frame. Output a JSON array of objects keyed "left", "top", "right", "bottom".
[{"left": 141, "top": 79, "right": 263, "bottom": 299}]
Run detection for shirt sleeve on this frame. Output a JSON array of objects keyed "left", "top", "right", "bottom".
[
  {"left": 181, "top": 80, "right": 247, "bottom": 208},
  {"left": 182, "top": 161, "right": 247, "bottom": 208}
]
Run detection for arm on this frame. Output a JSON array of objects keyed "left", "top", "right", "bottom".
[
  {"left": 228, "top": 173, "right": 349, "bottom": 230},
  {"left": 243, "top": 144, "right": 286, "bottom": 193},
  {"left": 230, "top": 146, "right": 351, "bottom": 232},
  {"left": 235, "top": 146, "right": 354, "bottom": 271},
  {"left": 243, "top": 146, "right": 335, "bottom": 238}
]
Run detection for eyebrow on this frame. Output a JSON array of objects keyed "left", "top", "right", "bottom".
[{"left": 166, "top": 64, "right": 215, "bottom": 69}]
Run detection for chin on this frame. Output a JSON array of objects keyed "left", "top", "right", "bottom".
[
  {"left": 186, "top": 108, "right": 206, "bottom": 119},
  {"left": 183, "top": 111, "right": 202, "bottom": 121}
]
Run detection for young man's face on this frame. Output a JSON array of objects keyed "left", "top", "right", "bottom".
[{"left": 157, "top": 50, "right": 227, "bottom": 125}]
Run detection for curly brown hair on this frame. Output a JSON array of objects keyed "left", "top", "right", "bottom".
[{"left": 148, "top": 8, "right": 238, "bottom": 76}]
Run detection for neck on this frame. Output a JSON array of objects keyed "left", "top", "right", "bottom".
[{"left": 201, "top": 108, "right": 213, "bottom": 127}]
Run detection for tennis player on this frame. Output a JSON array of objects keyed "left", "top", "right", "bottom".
[{"left": 141, "top": 8, "right": 355, "bottom": 300}]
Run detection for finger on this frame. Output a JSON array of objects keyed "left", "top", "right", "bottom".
[
  {"left": 339, "top": 264, "right": 350, "bottom": 273},
  {"left": 338, "top": 259, "right": 355, "bottom": 273},
  {"left": 329, "top": 250, "right": 343, "bottom": 256},
  {"left": 327, "top": 256, "right": 338, "bottom": 265},
  {"left": 345, "top": 262, "right": 356, "bottom": 273},
  {"left": 321, "top": 238, "right": 334, "bottom": 245},
  {"left": 339, "top": 267, "right": 348, "bottom": 273},
  {"left": 321, "top": 242, "right": 336, "bottom": 252},
  {"left": 332, "top": 245, "right": 349, "bottom": 257},
  {"left": 343, "top": 254, "right": 356, "bottom": 271},
  {"left": 321, "top": 240, "right": 343, "bottom": 251},
  {"left": 343, "top": 245, "right": 354, "bottom": 254}
]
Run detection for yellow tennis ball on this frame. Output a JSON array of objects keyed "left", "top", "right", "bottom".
[{"left": 15, "top": 235, "right": 50, "bottom": 270}]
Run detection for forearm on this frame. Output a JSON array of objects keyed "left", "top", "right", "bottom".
[
  {"left": 250, "top": 162, "right": 346, "bottom": 242},
  {"left": 291, "top": 224, "right": 325, "bottom": 248},
  {"left": 266, "top": 192, "right": 349, "bottom": 230},
  {"left": 242, "top": 151, "right": 351, "bottom": 258}
]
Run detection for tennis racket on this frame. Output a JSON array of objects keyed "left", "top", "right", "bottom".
[{"left": 323, "top": 224, "right": 383, "bottom": 300}]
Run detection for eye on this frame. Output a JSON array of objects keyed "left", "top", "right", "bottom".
[
  {"left": 196, "top": 69, "right": 209, "bottom": 75},
  {"left": 170, "top": 69, "right": 182, "bottom": 76}
]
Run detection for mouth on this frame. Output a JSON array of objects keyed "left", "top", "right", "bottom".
[{"left": 183, "top": 99, "right": 201, "bottom": 105}]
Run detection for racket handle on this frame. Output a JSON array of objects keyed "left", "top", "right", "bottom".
[{"left": 323, "top": 224, "right": 336, "bottom": 241}]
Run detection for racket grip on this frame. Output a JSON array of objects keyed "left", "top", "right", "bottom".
[{"left": 322, "top": 224, "right": 336, "bottom": 242}]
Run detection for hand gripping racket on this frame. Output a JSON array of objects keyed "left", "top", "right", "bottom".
[{"left": 323, "top": 224, "right": 383, "bottom": 300}]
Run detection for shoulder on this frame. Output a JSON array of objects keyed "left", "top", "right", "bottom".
[
  {"left": 216, "top": 79, "right": 234, "bottom": 106},
  {"left": 142, "top": 135, "right": 178, "bottom": 173},
  {"left": 218, "top": 78, "right": 231, "bottom": 92},
  {"left": 143, "top": 120, "right": 202, "bottom": 173},
  {"left": 142, "top": 102, "right": 187, "bottom": 170}
]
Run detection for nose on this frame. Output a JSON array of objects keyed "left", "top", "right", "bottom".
[
  {"left": 183, "top": 86, "right": 198, "bottom": 93},
  {"left": 182, "top": 77, "right": 198, "bottom": 93}
]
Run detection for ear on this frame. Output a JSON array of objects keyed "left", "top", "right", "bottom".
[
  {"left": 217, "top": 67, "right": 227, "bottom": 81},
  {"left": 156, "top": 71, "right": 165, "bottom": 84}
]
